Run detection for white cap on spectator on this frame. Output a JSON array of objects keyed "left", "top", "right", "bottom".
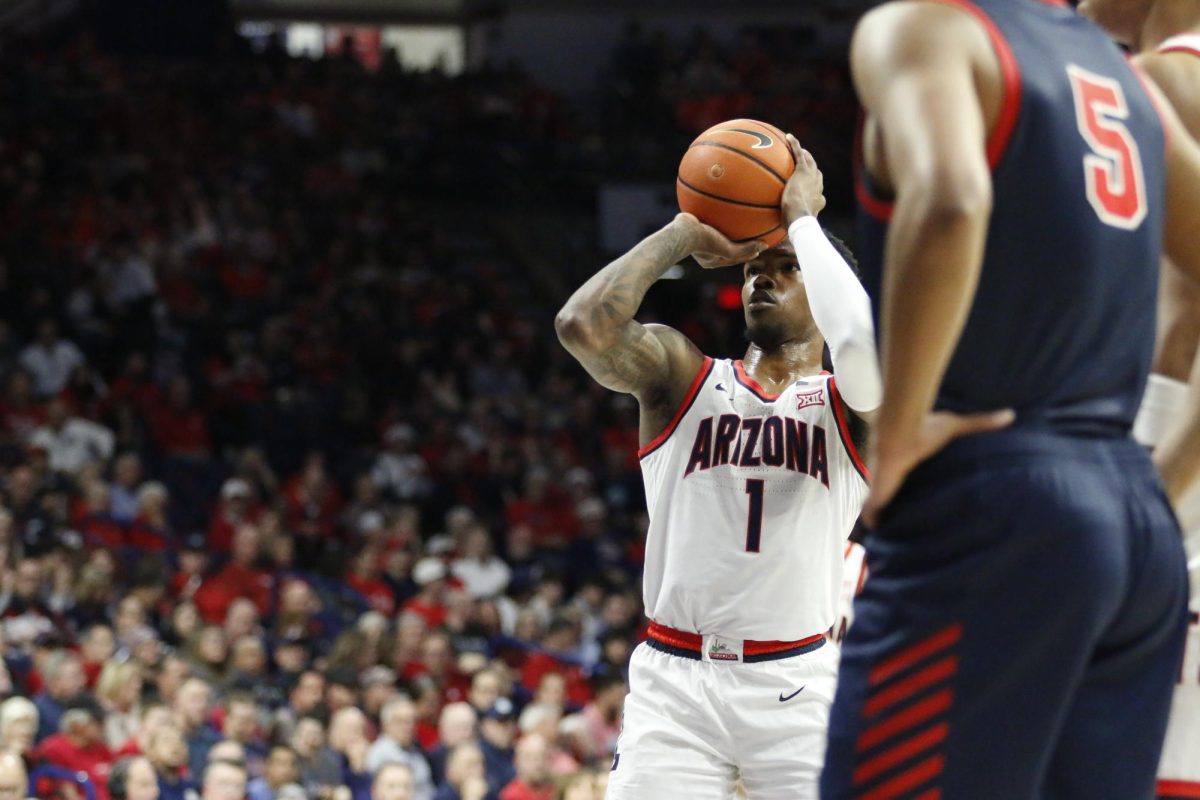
[
  {"left": 221, "top": 478, "right": 252, "bottom": 500},
  {"left": 413, "top": 557, "right": 447, "bottom": 586},
  {"left": 361, "top": 665, "right": 397, "bottom": 689}
]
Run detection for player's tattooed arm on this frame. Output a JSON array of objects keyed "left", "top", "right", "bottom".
[{"left": 556, "top": 215, "right": 761, "bottom": 408}]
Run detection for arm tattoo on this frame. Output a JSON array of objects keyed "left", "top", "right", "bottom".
[{"left": 559, "top": 225, "right": 692, "bottom": 396}]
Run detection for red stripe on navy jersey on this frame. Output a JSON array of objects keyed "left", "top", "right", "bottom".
[
  {"left": 857, "top": 754, "right": 945, "bottom": 800},
  {"left": 858, "top": 690, "right": 954, "bottom": 753},
  {"left": 869, "top": 624, "right": 963, "bottom": 686},
  {"left": 638, "top": 357, "right": 714, "bottom": 459},
  {"left": 853, "top": 722, "right": 950, "bottom": 787}
]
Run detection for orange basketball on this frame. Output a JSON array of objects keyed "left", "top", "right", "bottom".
[{"left": 676, "top": 118, "right": 795, "bottom": 248}]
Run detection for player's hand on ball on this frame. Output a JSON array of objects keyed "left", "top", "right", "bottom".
[
  {"left": 864, "top": 408, "right": 1016, "bottom": 528},
  {"left": 673, "top": 212, "right": 765, "bottom": 269},
  {"left": 781, "top": 134, "right": 827, "bottom": 225}
]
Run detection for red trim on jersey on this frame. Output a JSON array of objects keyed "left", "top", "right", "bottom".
[
  {"left": 637, "top": 357, "right": 714, "bottom": 460},
  {"left": 647, "top": 621, "right": 825, "bottom": 657},
  {"left": 733, "top": 360, "right": 782, "bottom": 402},
  {"left": 854, "top": 114, "right": 895, "bottom": 222},
  {"left": 930, "top": 0, "right": 1022, "bottom": 169},
  {"left": 1030, "top": 0, "right": 1067, "bottom": 6},
  {"left": 1158, "top": 780, "right": 1200, "bottom": 798},
  {"left": 1158, "top": 40, "right": 1200, "bottom": 57},
  {"left": 870, "top": 623, "right": 963, "bottom": 686},
  {"left": 913, "top": 791, "right": 942, "bottom": 800},
  {"left": 1131, "top": 64, "right": 1172, "bottom": 152},
  {"left": 828, "top": 376, "right": 871, "bottom": 482}
]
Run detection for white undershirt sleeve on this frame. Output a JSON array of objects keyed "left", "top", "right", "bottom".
[{"left": 788, "top": 217, "right": 882, "bottom": 413}]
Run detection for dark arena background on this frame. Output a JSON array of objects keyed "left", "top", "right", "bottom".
[{"left": 0, "top": 1, "right": 869, "bottom": 798}]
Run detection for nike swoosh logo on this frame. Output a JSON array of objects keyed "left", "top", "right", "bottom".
[
  {"left": 717, "top": 128, "right": 774, "bottom": 149},
  {"left": 779, "top": 687, "right": 806, "bottom": 702},
  {"left": 715, "top": 383, "right": 726, "bottom": 392}
]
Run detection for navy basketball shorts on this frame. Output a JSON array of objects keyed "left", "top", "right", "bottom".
[{"left": 821, "top": 429, "right": 1189, "bottom": 800}]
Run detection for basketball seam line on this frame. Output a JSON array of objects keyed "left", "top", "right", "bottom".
[
  {"left": 676, "top": 175, "right": 780, "bottom": 209},
  {"left": 734, "top": 224, "right": 782, "bottom": 243},
  {"left": 688, "top": 140, "right": 789, "bottom": 184}
]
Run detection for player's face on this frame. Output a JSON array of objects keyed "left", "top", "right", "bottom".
[
  {"left": 742, "top": 246, "right": 814, "bottom": 349},
  {"left": 1076, "top": 0, "right": 1154, "bottom": 46}
]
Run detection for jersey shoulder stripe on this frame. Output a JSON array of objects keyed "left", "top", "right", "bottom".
[{"left": 638, "top": 356, "right": 715, "bottom": 460}]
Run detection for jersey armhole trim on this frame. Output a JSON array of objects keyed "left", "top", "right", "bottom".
[
  {"left": 828, "top": 375, "right": 871, "bottom": 482},
  {"left": 637, "top": 356, "right": 714, "bottom": 460},
  {"left": 1130, "top": 63, "right": 1173, "bottom": 153},
  {"left": 854, "top": 112, "right": 896, "bottom": 222},
  {"left": 928, "top": 0, "right": 1022, "bottom": 169}
]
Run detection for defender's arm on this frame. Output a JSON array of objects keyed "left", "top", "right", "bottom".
[{"left": 851, "top": 2, "right": 997, "bottom": 460}]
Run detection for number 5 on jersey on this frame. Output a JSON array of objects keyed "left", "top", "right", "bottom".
[{"left": 1067, "top": 63, "right": 1148, "bottom": 231}]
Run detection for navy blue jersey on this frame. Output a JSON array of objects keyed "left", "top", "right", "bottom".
[{"left": 856, "top": 0, "right": 1167, "bottom": 434}]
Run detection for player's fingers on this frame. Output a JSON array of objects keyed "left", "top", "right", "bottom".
[
  {"left": 947, "top": 408, "right": 1017, "bottom": 441},
  {"left": 785, "top": 133, "right": 804, "bottom": 162}
]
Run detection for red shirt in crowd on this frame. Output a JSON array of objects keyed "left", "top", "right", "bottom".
[
  {"left": 36, "top": 734, "right": 114, "bottom": 800},
  {"left": 345, "top": 575, "right": 395, "bottom": 616},
  {"left": 520, "top": 653, "right": 592, "bottom": 706},
  {"left": 401, "top": 597, "right": 446, "bottom": 629},
  {"left": 150, "top": 404, "right": 211, "bottom": 455},
  {"left": 194, "top": 562, "right": 274, "bottom": 621},
  {"left": 500, "top": 779, "right": 555, "bottom": 800}
]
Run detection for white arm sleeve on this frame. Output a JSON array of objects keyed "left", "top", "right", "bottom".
[{"left": 788, "top": 217, "right": 882, "bottom": 413}]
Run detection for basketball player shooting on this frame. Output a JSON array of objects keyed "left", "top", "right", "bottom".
[{"left": 556, "top": 137, "right": 881, "bottom": 798}]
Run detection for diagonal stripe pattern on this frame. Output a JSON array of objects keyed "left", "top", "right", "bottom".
[{"left": 852, "top": 623, "right": 963, "bottom": 799}]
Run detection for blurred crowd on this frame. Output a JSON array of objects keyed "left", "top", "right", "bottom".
[{"left": 0, "top": 11, "right": 857, "bottom": 800}]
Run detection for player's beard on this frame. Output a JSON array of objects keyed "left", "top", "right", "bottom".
[{"left": 745, "top": 321, "right": 787, "bottom": 350}]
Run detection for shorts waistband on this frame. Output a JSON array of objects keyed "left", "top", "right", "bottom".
[{"left": 646, "top": 621, "right": 826, "bottom": 664}]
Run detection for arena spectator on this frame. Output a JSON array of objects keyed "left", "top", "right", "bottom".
[
  {"left": 144, "top": 722, "right": 196, "bottom": 800},
  {"left": 114, "top": 704, "right": 171, "bottom": 758},
  {"left": 247, "top": 744, "right": 300, "bottom": 800},
  {"left": 0, "top": 751, "right": 32, "bottom": 800},
  {"left": 477, "top": 700, "right": 517, "bottom": 793},
  {"left": 498, "top": 734, "right": 553, "bottom": 800},
  {"left": 0, "top": 697, "right": 37, "bottom": 756},
  {"left": 19, "top": 319, "right": 85, "bottom": 398},
  {"left": 404, "top": 559, "right": 450, "bottom": 629},
  {"left": 32, "top": 651, "right": 86, "bottom": 742},
  {"left": 366, "top": 696, "right": 434, "bottom": 800},
  {"left": 108, "top": 755, "right": 161, "bottom": 800},
  {"left": 372, "top": 763, "right": 416, "bottom": 800},
  {"left": 220, "top": 694, "right": 266, "bottom": 774},
  {"left": 450, "top": 527, "right": 511, "bottom": 600},
  {"left": 433, "top": 743, "right": 489, "bottom": 800},
  {"left": 172, "top": 678, "right": 220, "bottom": 780},
  {"left": 30, "top": 398, "right": 116, "bottom": 475},
  {"left": 327, "top": 706, "right": 373, "bottom": 800},
  {"left": 34, "top": 697, "right": 115, "bottom": 800},
  {"left": 427, "top": 703, "right": 477, "bottom": 786},
  {"left": 201, "top": 759, "right": 247, "bottom": 800},
  {"left": 96, "top": 658, "right": 143, "bottom": 749},
  {"left": 289, "top": 716, "right": 341, "bottom": 794}
]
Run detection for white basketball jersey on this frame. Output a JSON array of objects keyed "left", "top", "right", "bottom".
[{"left": 638, "top": 357, "right": 869, "bottom": 641}]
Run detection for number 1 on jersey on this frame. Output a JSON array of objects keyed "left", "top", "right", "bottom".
[{"left": 745, "top": 479, "right": 764, "bottom": 553}]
